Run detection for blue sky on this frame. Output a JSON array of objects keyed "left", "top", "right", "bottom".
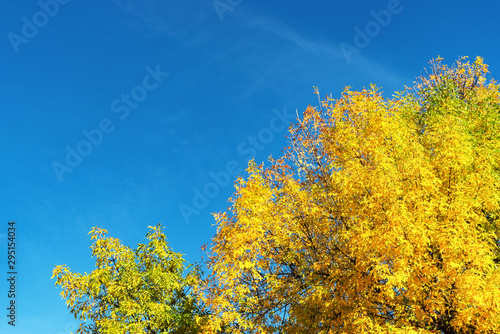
[{"left": 1, "top": 0, "right": 499, "bottom": 333}]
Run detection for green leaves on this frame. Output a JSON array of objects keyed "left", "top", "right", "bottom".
[{"left": 52, "top": 224, "right": 207, "bottom": 334}]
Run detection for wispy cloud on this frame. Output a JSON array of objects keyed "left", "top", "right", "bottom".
[
  {"left": 246, "top": 14, "right": 410, "bottom": 89},
  {"left": 248, "top": 15, "right": 344, "bottom": 59}
]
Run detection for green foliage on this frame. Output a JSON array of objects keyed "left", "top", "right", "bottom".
[{"left": 52, "top": 224, "right": 206, "bottom": 334}]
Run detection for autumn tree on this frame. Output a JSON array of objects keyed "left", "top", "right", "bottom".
[
  {"left": 201, "top": 57, "right": 500, "bottom": 333},
  {"left": 52, "top": 224, "right": 207, "bottom": 333}
]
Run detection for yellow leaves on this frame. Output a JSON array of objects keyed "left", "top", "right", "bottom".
[
  {"left": 88, "top": 226, "right": 108, "bottom": 240},
  {"left": 201, "top": 56, "right": 500, "bottom": 333}
]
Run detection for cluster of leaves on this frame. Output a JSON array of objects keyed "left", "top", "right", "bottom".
[
  {"left": 200, "top": 56, "right": 500, "bottom": 333},
  {"left": 53, "top": 57, "right": 500, "bottom": 333},
  {"left": 52, "top": 224, "right": 207, "bottom": 334}
]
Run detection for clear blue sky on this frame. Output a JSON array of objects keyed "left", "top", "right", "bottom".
[{"left": 1, "top": 0, "right": 499, "bottom": 333}]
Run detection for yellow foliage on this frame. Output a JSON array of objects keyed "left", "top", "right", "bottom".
[{"left": 202, "top": 57, "right": 500, "bottom": 333}]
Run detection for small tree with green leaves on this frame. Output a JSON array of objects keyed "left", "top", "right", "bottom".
[{"left": 52, "top": 224, "right": 206, "bottom": 333}]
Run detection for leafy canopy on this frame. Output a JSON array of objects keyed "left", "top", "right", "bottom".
[
  {"left": 201, "top": 56, "right": 500, "bottom": 333},
  {"left": 52, "top": 224, "right": 206, "bottom": 334}
]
